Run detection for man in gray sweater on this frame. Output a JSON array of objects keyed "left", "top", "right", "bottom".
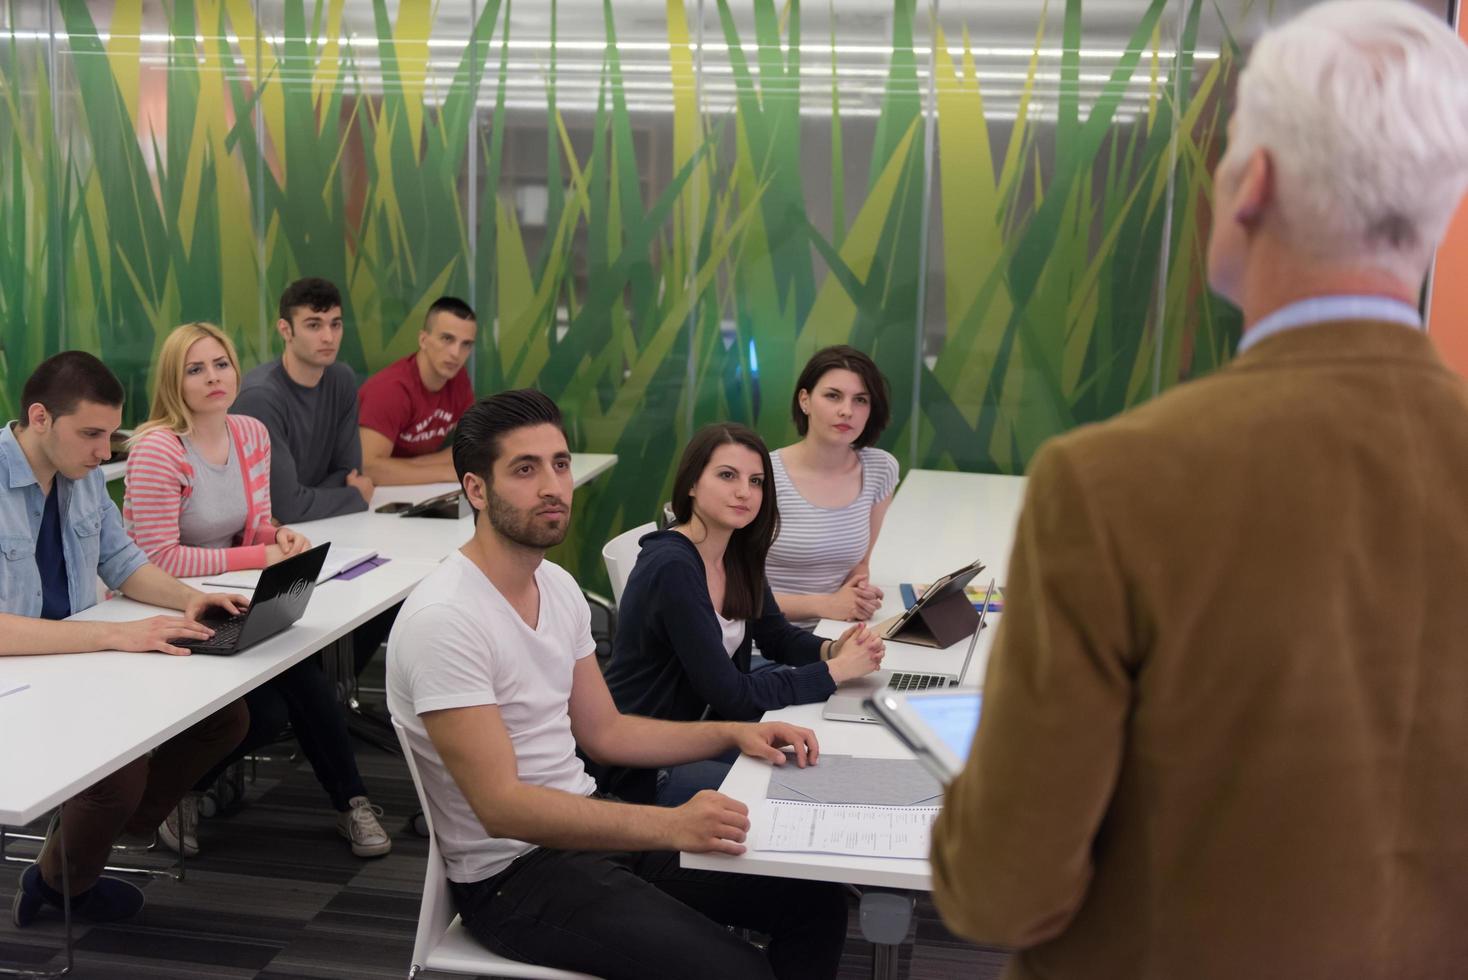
[{"left": 235, "top": 278, "right": 375, "bottom": 523}]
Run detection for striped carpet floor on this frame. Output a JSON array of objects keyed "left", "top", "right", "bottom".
[{"left": 0, "top": 728, "right": 1010, "bottom": 979}]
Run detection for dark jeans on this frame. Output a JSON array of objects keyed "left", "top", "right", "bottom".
[
  {"left": 449, "top": 845, "right": 847, "bottom": 980},
  {"left": 656, "top": 749, "right": 738, "bottom": 807},
  {"left": 41, "top": 700, "right": 248, "bottom": 893},
  {"left": 196, "top": 654, "right": 367, "bottom": 811}
]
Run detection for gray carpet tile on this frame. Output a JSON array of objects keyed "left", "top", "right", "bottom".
[{"left": 1, "top": 718, "right": 1009, "bottom": 979}]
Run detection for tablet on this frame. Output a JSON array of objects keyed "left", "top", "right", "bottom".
[{"left": 866, "top": 689, "right": 983, "bottom": 783}]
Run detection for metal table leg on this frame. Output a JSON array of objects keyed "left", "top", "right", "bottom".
[
  {"left": 0, "top": 806, "right": 73, "bottom": 979},
  {"left": 859, "top": 890, "right": 914, "bottom": 980}
]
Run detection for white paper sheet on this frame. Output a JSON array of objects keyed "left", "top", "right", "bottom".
[{"left": 753, "top": 799, "right": 939, "bottom": 859}]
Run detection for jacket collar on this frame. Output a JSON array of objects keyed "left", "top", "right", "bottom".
[
  {"left": 0, "top": 423, "right": 41, "bottom": 491},
  {"left": 1230, "top": 319, "right": 1442, "bottom": 370}
]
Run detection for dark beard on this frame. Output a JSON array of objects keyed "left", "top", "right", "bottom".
[{"left": 487, "top": 487, "right": 570, "bottom": 549}]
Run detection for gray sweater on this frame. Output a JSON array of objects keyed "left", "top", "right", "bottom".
[{"left": 234, "top": 359, "right": 368, "bottom": 523}]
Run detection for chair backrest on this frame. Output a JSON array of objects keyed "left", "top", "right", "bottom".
[
  {"left": 393, "top": 718, "right": 453, "bottom": 975},
  {"left": 601, "top": 522, "right": 656, "bottom": 606}
]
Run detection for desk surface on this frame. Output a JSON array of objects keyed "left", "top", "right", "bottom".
[
  {"left": 0, "top": 560, "right": 435, "bottom": 825},
  {"left": 681, "top": 591, "right": 999, "bottom": 891},
  {"left": 870, "top": 469, "right": 1026, "bottom": 587},
  {"left": 1, "top": 452, "right": 618, "bottom": 825}
]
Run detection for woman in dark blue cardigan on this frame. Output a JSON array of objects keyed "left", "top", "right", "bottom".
[{"left": 602, "top": 422, "right": 884, "bottom": 804}]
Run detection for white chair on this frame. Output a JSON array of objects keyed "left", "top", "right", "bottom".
[
  {"left": 393, "top": 718, "right": 601, "bottom": 980},
  {"left": 601, "top": 521, "right": 656, "bottom": 606}
]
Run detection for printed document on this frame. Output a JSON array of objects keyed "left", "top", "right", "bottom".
[{"left": 753, "top": 799, "right": 939, "bottom": 859}]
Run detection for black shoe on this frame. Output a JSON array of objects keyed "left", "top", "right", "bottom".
[
  {"left": 11, "top": 862, "right": 145, "bottom": 926},
  {"left": 11, "top": 864, "right": 44, "bottom": 928}
]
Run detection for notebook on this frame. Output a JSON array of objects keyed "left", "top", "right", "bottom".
[{"left": 203, "top": 545, "right": 378, "bottom": 589}]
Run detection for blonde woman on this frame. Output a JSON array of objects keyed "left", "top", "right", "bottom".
[
  {"left": 124, "top": 322, "right": 391, "bottom": 860},
  {"left": 126, "top": 322, "right": 308, "bottom": 574}
]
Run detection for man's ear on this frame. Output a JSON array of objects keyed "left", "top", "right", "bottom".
[
  {"left": 1233, "top": 147, "right": 1275, "bottom": 229},
  {"left": 276, "top": 318, "right": 293, "bottom": 342},
  {"left": 463, "top": 471, "right": 488, "bottom": 516},
  {"left": 26, "top": 403, "right": 50, "bottom": 432}
]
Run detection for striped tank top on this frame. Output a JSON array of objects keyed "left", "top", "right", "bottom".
[{"left": 766, "top": 447, "right": 899, "bottom": 627}]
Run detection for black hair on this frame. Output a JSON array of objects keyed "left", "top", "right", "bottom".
[
  {"left": 791, "top": 345, "right": 892, "bottom": 449},
  {"left": 277, "top": 277, "right": 343, "bottom": 325},
  {"left": 18, "top": 351, "right": 125, "bottom": 426},
  {"left": 425, "top": 296, "right": 477, "bottom": 327},
  {"left": 453, "top": 390, "right": 565, "bottom": 512},
  {"left": 670, "top": 423, "right": 778, "bottom": 620}
]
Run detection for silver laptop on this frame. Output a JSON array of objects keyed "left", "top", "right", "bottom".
[{"left": 822, "top": 579, "right": 996, "bottom": 724}]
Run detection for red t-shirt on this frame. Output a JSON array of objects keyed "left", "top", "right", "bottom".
[{"left": 358, "top": 354, "right": 474, "bottom": 457}]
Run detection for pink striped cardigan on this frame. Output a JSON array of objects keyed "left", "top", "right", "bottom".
[{"left": 124, "top": 415, "right": 278, "bottom": 577}]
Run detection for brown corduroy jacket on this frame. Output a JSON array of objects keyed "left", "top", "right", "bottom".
[{"left": 931, "top": 321, "right": 1468, "bottom": 980}]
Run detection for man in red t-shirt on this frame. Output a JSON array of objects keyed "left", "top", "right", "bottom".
[{"left": 358, "top": 296, "right": 477, "bottom": 485}]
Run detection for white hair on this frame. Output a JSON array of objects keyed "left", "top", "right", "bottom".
[{"left": 1227, "top": 0, "right": 1468, "bottom": 282}]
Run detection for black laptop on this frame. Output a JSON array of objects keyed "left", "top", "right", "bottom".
[{"left": 178, "top": 543, "right": 330, "bottom": 655}]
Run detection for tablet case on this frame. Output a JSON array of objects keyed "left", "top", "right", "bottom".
[
  {"left": 879, "top": 562, "right": 984, "bottom": 648},
  {"left": 400, "top": 490, "right": 471, "bottom": 519}
]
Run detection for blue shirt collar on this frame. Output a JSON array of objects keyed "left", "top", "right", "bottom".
[
  {"left": 0, "top": 422, "right": 40, "bottom": 491},
  {"left": 1237, "top": 295, "right": 1423, "bottom": 355}
]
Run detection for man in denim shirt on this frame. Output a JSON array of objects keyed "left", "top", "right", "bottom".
[{"left": 5, "top": 352, "right": 250, "bottom": 928}]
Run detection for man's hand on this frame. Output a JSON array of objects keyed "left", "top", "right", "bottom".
[
  {"left": 826, "top": 576, "right": 883, "bottom": 621},
  {"left": 112, "top": 615, "right": 214, "bottom": 656},
  {"left": 664, "top": 790, "right": 751, "bottom": 855},
  {"left": 183, "top": 590, "right": 250, "bottom": 623},
  {"left": 346, "top": 468, "right": 375, "bottom": 504},
  {"left": 826, "top": 622, "right": 886, "bottom": 684},
  {"left": 732, "top": 721, "right": 821, "bottom": 768}
]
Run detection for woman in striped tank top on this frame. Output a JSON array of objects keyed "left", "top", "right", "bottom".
[
  {"left": 124, "top": 322, "right": 391, "bottom": 861},
  {"left": 767, "top": 346, "right": 900, "bottom": 629}
]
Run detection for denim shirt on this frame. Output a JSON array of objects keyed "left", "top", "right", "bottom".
[{"left": 0, "top": 422, "right": 148, "bottom": 617}]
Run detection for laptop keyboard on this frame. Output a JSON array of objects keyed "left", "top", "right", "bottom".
[
  {"left": 888, "top": 671, "right": 949, "bottom": 692},
  {"left": 179, "top": 614, "right": 246, "bottom": 650}
]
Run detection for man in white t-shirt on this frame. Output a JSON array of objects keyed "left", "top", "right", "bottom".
[{"left": 386, "top": 389, "right": 848, "bottom": 980}]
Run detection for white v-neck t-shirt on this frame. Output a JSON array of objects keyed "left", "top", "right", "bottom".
[
  {"left": 716, "top": 610, "right": 747, "bottom": 658},
  {"left": 386, "top": 551, "right": 598, "bottom": 883}
]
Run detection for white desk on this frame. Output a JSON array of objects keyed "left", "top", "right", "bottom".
[
  {"left": 289, "top": 452, "right": 618, "bottom": 564},
  {"left": 870, "top": 469, "right": 1027, "bottom": 586},
  {"left": 681, "top": 592, "right": 998, "bottom": 891},
  {"left": 0, "top": 559, "right": 435, "bottom": 826}
]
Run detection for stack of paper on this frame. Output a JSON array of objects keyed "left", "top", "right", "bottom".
[{"left": 754, "top": 754, "right": 943, "bottom": 858}]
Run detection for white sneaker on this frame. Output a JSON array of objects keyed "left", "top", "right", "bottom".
[
  {"left": 157, "top": 794, "right": 200, "bottom": 858},
  {"left": 337, "top": 797, "right": 391, "bottom": 858}
]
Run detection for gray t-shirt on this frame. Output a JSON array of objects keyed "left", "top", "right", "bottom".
[
  {"left": 178, "top": 436, "right": 248, "bottom": 548},
  {"left": 234, "top": 359, "right": 367, "bottom": 524}
]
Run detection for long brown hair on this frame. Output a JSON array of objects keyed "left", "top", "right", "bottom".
[{"left": 670, "top": 423, "right": 779, "bottom": 620}]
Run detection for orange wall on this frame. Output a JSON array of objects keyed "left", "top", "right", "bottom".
[{"left": 1428, "top": 9, "right": 1468, "bottom": 374}]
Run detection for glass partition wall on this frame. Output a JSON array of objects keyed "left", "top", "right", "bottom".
[{"left": 0, "top": 0, "right": 1450, "bottom": 587}]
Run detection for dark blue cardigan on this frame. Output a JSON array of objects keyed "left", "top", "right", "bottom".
[
  {"left": 596, "top": 531, "right": 834, "bottom": 801},
  {"left": 604, "top": 531, "right": 834, "bottom": 724}
]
